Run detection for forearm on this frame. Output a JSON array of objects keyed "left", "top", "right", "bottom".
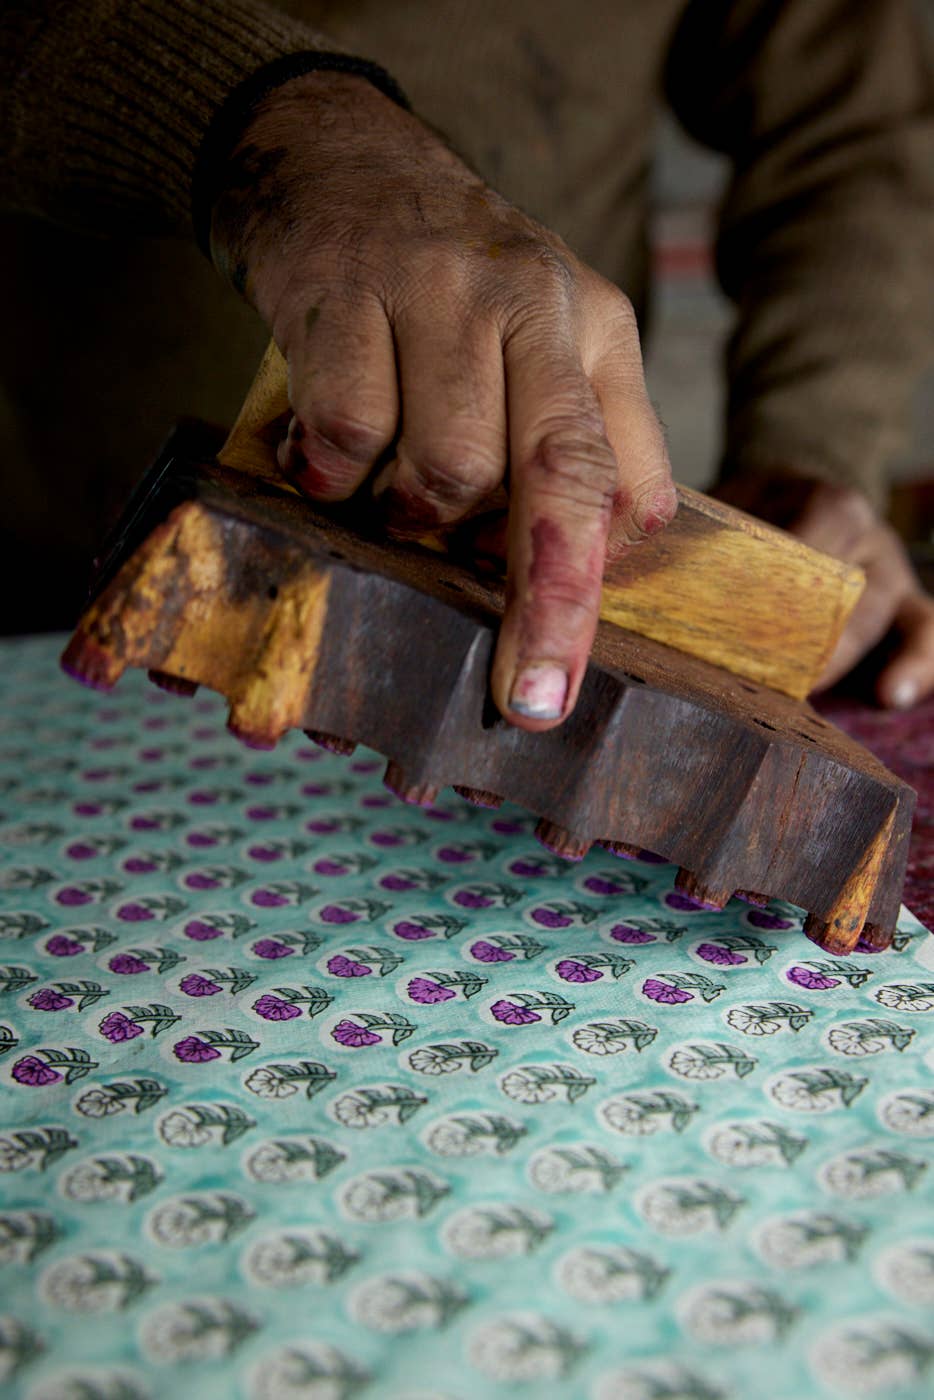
[{"left": 0, "top": 0, "right": 333, "bottom": 237}]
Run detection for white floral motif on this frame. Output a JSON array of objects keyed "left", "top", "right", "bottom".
[
  {"left": 874, "top": 1241, "right": 934, "bottom": 1304},
  {"left": 599, "top": 1091, "right": 698, "bottom": 1137},
  {"left": 874, "top": 983, "right": 934, "bottom": 1012},
  {"left": 442, "top": 1206, "right": 553, "bottom": 1259},
  {"left": 423, "top": 1114, "right": 525, "bottom": 1158},
  {"left": 679, "top": 1282, "right": 798, "bottom": 1344},
  {"left": 637, "top": 1179, "right": 743, "bottom": 1235},
  {"left": 527, "top": 1145, "right": 627, "bottom": 1194},
  {"left": 243, "top": 1138, "right": 345, "bottom": 1185},
  {"left": 705, "top": 1121, "right": 808, "bottom": 1168},
  {"left": 244, "top": 1067, "right": 296, "bottom": 1099},
  {"left": 768, "top": 1067, "right": 867, "bottom": 1113},
  {"left": 820, "top": 1147, "right": 927, "bottom": 1200},
  {"left": 157, "top": 1110, "right": 212, "bottom": 1149},
  {"left": 339, "top": 1169, "right": 449, "bottom": 1223},
  {"left": 756, "top": 1212, "right": 867, "bottom": 1269},
  {"left": 0, "top": 1211, "right": 57, "bottom": 1265},
  {"left": 466, "top": 1314, "right": 585, "bottom": 1382},
  {"left": 877, "top": 1090, "right": 934, "bottom": 1137},
  {"left": 140, "top": 1298, "right": 258, "bottom": 1362},
  {"left": 556, "top": 1245, "right": 668, "bottom": 1303},
  {"left": 331, "top": 1086, "right": 425, "bottom": 1129},
  {"left": 40, "top": 1253, "right": 154, "bottom": 1312},
  {"left": 810, "top": 1319, "right": 934, "bottom": 1395},
  {"left": 25, "top": 1369, "right": 149, "bottom": 1400},
  {"left": 147, "top": 1193, "right": 253, "bottom": 1248},
  {"left": 500, "top": 1064, "right": 594, "bottom": 1105},
  {"left": 249, "top": 1343, "right": 368, "bottom": 1400},
  {"left": 244, "top": 1231, "right": 358, "bottom": 1288},
  {"left": 349, "top": 1273, "right": 467, "bottom": 1332},
  {"left": 59, "top": 1159, "right": 123, "bottom": 1204},
  {"left": 73, "top": 1086, "right": 123, "bottom": 1117},
  {"left": 592, "top": 1360, "right": 724, "bottom": 1400},
  {"left": 0, "top": 1139, "right": 31, "bottom": 1173}
]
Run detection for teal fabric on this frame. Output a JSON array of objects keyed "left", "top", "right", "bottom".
[{"left": 0, "top": 635, "right": 932, "bottom": 1400}]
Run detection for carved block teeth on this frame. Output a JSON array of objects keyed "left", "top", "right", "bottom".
[
  {"left": 598, "top": 840, "right": 643, "bottom": 861},
  {"left": 803, "top": 911, "right": 863, "bottom": 956},
  {"left": 453, "top": 786, "right": 503, "bottom": 809},
  {"left": 59, "top": 632, "right": 125, "bottom": 692},
  {"left": 734, "top": 889, "right": 769, "bottom": 907},
  {"left": 383, "top": 761, "right": 439, "bottom": 807},
  {"left": 226, "top": 712, "right": 281, "bottom": 751},
  {"left": 535, "top": 819, "right": 591, "bottom": 861},
  {"left": 855, "top": 921, "right": 893, "bottom": 953},
  {"left": 148, "top": 669, "right": 198, "bottom": 697},
  {"left": 674, "top": 869, "right": 730, "bottom": 911},
  {"left": 304, "top": 729, "right": 356, "bottom": 756}
]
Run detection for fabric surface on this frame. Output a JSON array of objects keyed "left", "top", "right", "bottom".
[
  {"left": 0, "top": 634, "right": 933, "bottom": 1400},
  {"left": 2, "top": 2, "right": 934, "bottom": 632}
]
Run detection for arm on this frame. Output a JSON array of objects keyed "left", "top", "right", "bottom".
[{"left": 666, "top": 0, "right": 934, "bottom": 704}]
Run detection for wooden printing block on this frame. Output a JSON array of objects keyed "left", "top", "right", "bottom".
[{"left": 62, "top": 396, "right": 915, "bottom": 956}]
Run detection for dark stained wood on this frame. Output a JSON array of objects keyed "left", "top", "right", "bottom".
[{"left": 61, "top": 424, "right": 917, "bottom": 954}]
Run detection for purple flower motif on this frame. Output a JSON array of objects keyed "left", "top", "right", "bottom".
[
  {"left": 56, "top": 887, "right": 92, "bottom": 907},
  {"left": 306, "top": 818, "right": 339, "bottom": 834},
  {"left": 185, "top": 872, "right": 221, "bottom": 891},
  {"left": 530, "top": 907, "right": 573, "bottom": 929},
  {"left": 314, "top": 859, "right": 349, "bottom": 877},
  {"left": 509, "top": 858, "right": 549, "bottom": 877},
  {"left": 453, "top": 890, "right": 492, "bottom": 909},
  {"left": 65, "top": 842, "right": 98, "bottom": 860},
  {"left": 609, "top": 925, "right": 656, "bottom": 944},
  {"left": 246, "top": 806, "right": 276, "bottom": 822},
  {"left": 583, "top": 875, "right": 627, "bottom": 896},
  {"left": 392, "top": 922, "right": 433, "bottom": 943},
  {"left": 186, "top": 832, "right": 217, "bottom": 848},
  {"left": 173, "top": 1035, "right": 221, "bottom": 1063},
  {"left": 786, "top": 965, "right": 840, "bottom": 990},
  {"left": 748, "top": 909, "right": 794, "bottom": 931},
  {"left": 370, "top": 831, "right": 403, "bottom": 847},
  {"left": 643, "top": 978, "right": 693, "bottom": 1004},
  {"left": 248, "top": 845, "right": 282, "bottom": 862},
  {"left": 695, "top": 942, "right": 747, "bottom": 966},
  {"left": 28, "top": 988, "right": 74, "bottom": 1011},
  {"left": 252, "top": 938, "right": 294, "bottom": 960},
  {"left": 251, "top": 889, "right": 289, "bottom": 908},
  {"left": 74, "top": 802, "right": 103, "bottom": 817},
  {"left": 188, "top": 790, "right": 218, "bottom": 805},
  {"left": 492, "top": 818, "right": 524, "bottom": 835},
  {"left": 362, "top": 795, "right": 392, "bottom": 809},
  {"left": 180, "top": 973, "right": 222, "bottom": 997},
  {"left": 491, "top": 999, "right": 541, "bottom": 1025},
  {"left": 407, "top": 977, "right": 455, "bottom": 1004},
  {"left": 253, "top": 994, "right": 302, "bottom": 1021},
  {"left": 470, "top": 940, "right": 514, "bottom": 963},
  {"left": 380, "top": 873, "right": 416, "bottom": 891},
  {"left": 664, "top": 891, "right": 707, "bottom": 912},
  {"left": 436, "top": 847, "right": 471, "bottom": 864},
  {"left": 124, "top": 857, "right": 157, "bottom": 874},
  {"left": 319, "top": 904, "right": 359, "bottom": 924},
  {"left": 115, "top": 902, "right": 154, "bottom": 922},
  {"left": 183, "top": 919, "right": 224, "bottom": 942},
  {"left": 12, "top": 1055, "right": 62, "bottom": 1086},
  {"left": 130, "top": 815, "right": 159, "bottom": 830},
  {"left": 327, "top": 954, "right": 372, "bottom": 978},
  {"left": 108, "top": 953, "right": 150, "bottom": 975},
  {"left": 45, "top": 935, "right": 84, "bottom": 957},
  {"left": 99, "top": 1011, "right": 144, "bottom": 1042},
  {"left": 556, "top": 959, "right": 602, "bottom": 983},
  {"left": 332, "top": 1020, "right": 382, "bottom": 1047}
]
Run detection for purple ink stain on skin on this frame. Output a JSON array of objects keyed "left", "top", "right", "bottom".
[
  {"left": 108, "top": 954, "right": 150, "bottom": 974},
  {"left": 695, "top": 942, "right": 747, "bottom": 966},
  {"left": 28, "top": 988, "right": 74, "bottom": 1011},
  {"left": 12, "top": 1055, "right": 62, "bottom": 1086},
  {"left": 530, "top": 908, "right": 573, "bottom": 929},
  {"left": 327, "top": 954, "right": 372, "bottom": 978},
  {"left": 471, "top": 941, "right": 513, "bottom": 963},
  {"left": 665, "top": 891, "right": 708, "bottom": 913},
  {"left": 609, "top": 925, "right": 656, "bottom": 944},
  {"left": 408, "top": 977, "right": 455, "bottom": 1004},
  {"left": 183, "top": 919, "right": 224, "bottom": 942},
  {"left": 786, "top": 965, "right": 840, "bottom": 990},
  {"left": 393, "top": 921, "right": 436, "bottom": 940},
  {"left": 491, "top": 1000, "right": 541, "bottom": 1025},
  {"left": 748, "top": 909, "right": 794, "bottom": 931},
  {"left": 556, "top": 959, "right": 602, "bottom": 983},
  {"left": 174, "top": 1036, "right": 222, "bottom": 1063},
  {"left": 332, "top": 1020, "right": 381, "bottom": 1047},
  {"left": 319, "top": 905, "right": 361, "bottom": 925},
  {"left": 252, "top": 938, "right": 295, "bottom": 959},
  {"left": 180, "top": 974, "right": 222, "bottom": 997},
  {"left": 46, "top": 935, "right": 84, "bottom": 957},
  {"left": 99, "top": 1011, "right": 144, "bottom": 1042},
  {"left": 643, "top": 978, "right": 693, "bottom": 1004},
  {"left": 116, "top": 903, "right": 154, "bottom": 922},
  {"left": 55, "top": 888, "right": 92, "bottom": 907},
  {"left": 253, "top": 994, "right": 302, "bottom": 1021}
]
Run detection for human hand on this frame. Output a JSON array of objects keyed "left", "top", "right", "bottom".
[
  {"left": 208, "top": 71, "right": 674, "bottom": 730},
  {"left": 713, "top": 475, "right": 934, "bottom": 707}
]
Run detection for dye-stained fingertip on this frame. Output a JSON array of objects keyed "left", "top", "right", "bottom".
[{"left": 508, "top": 663, "right": 568, "bottom": 720}]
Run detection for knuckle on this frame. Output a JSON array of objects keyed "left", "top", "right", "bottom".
[
  {"left": 403, "top": 441, "right": 504, "bottom": 506},
  {"left": 523, "top": 419, "right": 618, "bottom": 514},
  {"left": 305, "top": 404, "right": 391, "bottom": 466}
]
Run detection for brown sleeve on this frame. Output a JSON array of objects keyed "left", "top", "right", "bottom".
[
  {"left": 665, "top": 0, "right": 934, "bottom": 508},
  {"left": 0, "top": 0, "right": 332, "bottom": 237}
]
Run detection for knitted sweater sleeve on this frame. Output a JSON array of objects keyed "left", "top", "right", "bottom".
[
  {"left": 665, "top": 0, "right": 934, "bottom": 507},
  {"left": 0, "top": 0, "right": 334, "bottom": 236}
]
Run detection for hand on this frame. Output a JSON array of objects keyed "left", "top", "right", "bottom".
[
  {"left": 713, "top": 475, "right": 934, "bottom": 707},
  {"left": 209, "top": 72, "right": 674, "bottom": 730}
]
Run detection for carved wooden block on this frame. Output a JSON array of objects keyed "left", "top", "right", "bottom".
[{"left": 62, "top": 420, "right": 915, "bottom": 955}]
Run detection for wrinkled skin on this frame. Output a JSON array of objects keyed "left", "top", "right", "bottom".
[
  {"left": 713, "top": 475, "right": 934, "bottom": 708},
  {"left": 211, "top": 72, "right": 932, "bottom": 722},
  {"left": 210, "top": 71, "right": 675, "bottom": 730}
]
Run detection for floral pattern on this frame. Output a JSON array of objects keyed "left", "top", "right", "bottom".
[{"left": 0, "top": 637, "right": 931, "bottom": 1397}]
